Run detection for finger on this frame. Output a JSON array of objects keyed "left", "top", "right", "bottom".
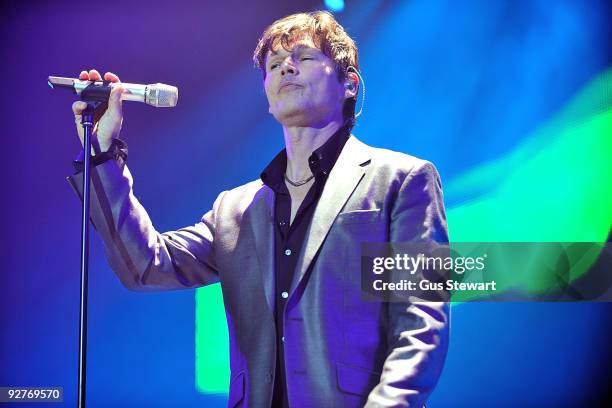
[
  {"left": 79, "top": 71, "right": 89, "bottom": 80},
  {"left": 72, "top": 100, "right": 88, "bottom": 115},
  {"left": 104, "top": 72, "right": 121, "bottom": 83},
  {"left": 88, "top": 69, "right": 102, "bottom": 81}
]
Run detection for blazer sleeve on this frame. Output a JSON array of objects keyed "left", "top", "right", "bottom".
[
  {"left": 365, "top": 161, "right": 450, "bottom": 408},
  {"left": 66, "top": 157, "right": 222, "bottom": 291}
]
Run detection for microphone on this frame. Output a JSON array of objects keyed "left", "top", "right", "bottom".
[{"left": 47, "top": 76, "right": 178, "bottom": 107}]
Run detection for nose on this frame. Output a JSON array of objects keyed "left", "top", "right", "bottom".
[{"left": 280, "top": 58, "right": 297, "bottom": 76}]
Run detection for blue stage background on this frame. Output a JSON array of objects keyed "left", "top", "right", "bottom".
[{"left": 1, "top": 1, "right": 611, "bottom": 406}]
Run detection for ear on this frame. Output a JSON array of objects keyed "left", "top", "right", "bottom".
[{"left": 343, "top": 72, "right": 359, "bottom": 99}]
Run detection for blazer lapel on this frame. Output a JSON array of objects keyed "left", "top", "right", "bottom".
[
  {"left": 290, "top": 136, "right": 371, "bottom": 294},
  {"left": 246, "top": 184, "right": 276, "bottom": 313}
]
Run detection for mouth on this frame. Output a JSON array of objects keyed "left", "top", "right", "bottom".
[{"left": 278, "top": 83, "right": 303, "bottom": 93}]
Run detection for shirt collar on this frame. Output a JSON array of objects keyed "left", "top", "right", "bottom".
[{"left": 260, "top": 125, "right": 350, "bottom": 191}]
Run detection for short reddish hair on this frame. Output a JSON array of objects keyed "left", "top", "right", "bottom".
[
  {"left": 253, "top": 11, "right": 359, "bottom": 78},
  {"left": 253, "top": 11, "right": 360, "bottom": 128}
]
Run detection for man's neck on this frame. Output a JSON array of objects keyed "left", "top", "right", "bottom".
[{"left": 283, "top": 120, "right": 343, "bottom": 181}]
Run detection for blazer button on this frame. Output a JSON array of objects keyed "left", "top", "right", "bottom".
[
  {"left": 281, "top": 291, "right": 289, "bottom": 299},
  {"left": 284, "top": 249, "right": 292, "bottom": 256}
]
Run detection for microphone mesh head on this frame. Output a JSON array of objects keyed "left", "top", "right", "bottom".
[{"left": 146, "top": 83, "right": 178, "bottom": 107}]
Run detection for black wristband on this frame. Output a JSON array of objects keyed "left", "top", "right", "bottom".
[{"left": 72, "top": 139, "right": 128, "bottom": 173}]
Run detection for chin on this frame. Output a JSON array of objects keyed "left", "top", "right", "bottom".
[
  {"left": 276, "top": 102, "right": 334, "bottom": 123},
  {"left": 272, "top": 107, "right": 311, "bottom": 126},
  {"left": 277, "top": 116, "right": 311, "bottom": 128}
]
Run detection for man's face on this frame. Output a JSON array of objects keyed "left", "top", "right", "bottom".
[{"left": 263, "top": 37, "right": 346, "bottom": 128}]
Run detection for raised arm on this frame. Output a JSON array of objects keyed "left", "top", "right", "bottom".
[{"left": 67, "top": 69, "right": 221, "bottom": 291}]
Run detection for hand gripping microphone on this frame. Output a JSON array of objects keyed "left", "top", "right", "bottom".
[{"left": 47, "top": 76, "right": 178, "bottom": 107}]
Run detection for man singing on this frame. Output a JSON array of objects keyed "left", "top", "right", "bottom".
[{"left": 69, "top": 11, "right": 449, "bottom": 408}]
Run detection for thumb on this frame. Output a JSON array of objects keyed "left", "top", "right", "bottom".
[
  {"left": 72, "top": 100, "right": 87, "bottom": 142},
  {"left": 106, "top": 86, "right": 128, "bottom": 115},
  {"left": 72, "top": 100, "right": 88, "bottom": 117}
]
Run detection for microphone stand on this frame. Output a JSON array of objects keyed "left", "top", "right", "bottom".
[
  {"left": 77, "top": 100, "right": 103, "bottom": 408},
  {"left": 51, "top": 77, "right": 173, "bottom": 407},
  {"left": 47, "top": 76, "right": 175, "bottom": 406}
]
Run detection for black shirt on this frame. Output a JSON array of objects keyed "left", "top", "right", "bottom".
[{"left": 260, "top": 126, "right": 350, "bottom": 408}]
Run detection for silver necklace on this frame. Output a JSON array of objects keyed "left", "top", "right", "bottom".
[{"left": 284, "top": 173, "right": 315, "bottom": 187}]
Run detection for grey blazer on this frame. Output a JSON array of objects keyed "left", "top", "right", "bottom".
[{"left": 68, "top": 135, "right": 450, "bottom": 408}]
